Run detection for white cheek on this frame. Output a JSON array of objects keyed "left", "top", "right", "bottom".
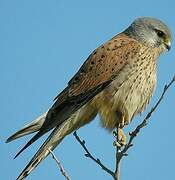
[{"left": 147, "top": 35, "right": 158, "bottom": 46}]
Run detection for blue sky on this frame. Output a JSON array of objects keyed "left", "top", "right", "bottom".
[{"left": 1, "top": 0, "right": 175, "bottom": 180}]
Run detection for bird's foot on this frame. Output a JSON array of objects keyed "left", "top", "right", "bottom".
[{"left": 113, "top": 128, "right": 126, "bottom": 147}]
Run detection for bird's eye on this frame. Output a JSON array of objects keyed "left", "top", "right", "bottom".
[{"left": 155, "top": 29, "right": 165, "bottom": 38}]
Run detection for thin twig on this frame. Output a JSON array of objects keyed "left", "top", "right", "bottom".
[
  {"left": 114, "top": 128, "right": 121, "bottom": 180},
  {"left": 49, "top": 149, "right": 71, "bottom": 180},
  {"left": 73, "top": 131, "right": 115, "bottom": 178}
]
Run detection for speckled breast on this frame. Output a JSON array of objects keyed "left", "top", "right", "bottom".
[
  {"left": 112, "top": 47, "right": 158, "bottom": 124},
  {"left": 95, "top": 47, "right": 159, "bottom": 130}
]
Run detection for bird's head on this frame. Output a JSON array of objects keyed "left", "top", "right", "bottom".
[{"left": 124, "top": 17, "right": 172, "bottom": 53}]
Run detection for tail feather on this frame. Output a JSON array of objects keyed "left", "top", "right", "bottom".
[
  {"left": 14, "top": 130, "right": 47, "bottom": 159},
  {"left": 6, "top": 112, "right": 47, "bottom": 143},
  {"left": 16, "top": 119, "right": 76, "bottom": 180}
]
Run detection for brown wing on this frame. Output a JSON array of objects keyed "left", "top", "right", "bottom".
[
  {"left": 14, "top": 33, "right": 141, "bottom": 158},
  {"left": 68, "top": 33, "right": 140, "bottom": 96}
]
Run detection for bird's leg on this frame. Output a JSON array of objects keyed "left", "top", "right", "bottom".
[
  {"left": 113, "top": 114, "right": 127, "bottom": 147},
  {"left": 120, "top": 115, "right": 125, "bottom": 128},
  {"left": 117, "top": 127, "right": 126, "bottom": 146}
]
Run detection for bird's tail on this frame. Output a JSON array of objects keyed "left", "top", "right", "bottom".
[
  {"left": 16, "top": 120, "right": 72, "bottom": 180},
  {"left": 6, "top": 112, "right": 48, "bottom": 143},
  {"left": 6, "top": 103, "right": 97, "bottom": 180}
]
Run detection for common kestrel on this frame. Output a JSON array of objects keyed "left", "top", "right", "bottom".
[{"left": 6, "top": 17, "right": 171, "bottom": 180}]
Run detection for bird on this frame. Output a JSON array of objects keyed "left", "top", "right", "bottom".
[{"left": 6, "top": 17, "right": 171, "bottom": 180}]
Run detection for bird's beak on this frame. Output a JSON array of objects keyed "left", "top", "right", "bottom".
[{"left": 164, "top": 39, "right": 171, "bottom": 51}]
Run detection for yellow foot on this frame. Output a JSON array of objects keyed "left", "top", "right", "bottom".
[{"left": 113, "top": 128, "right": 126, "bottom": 147}]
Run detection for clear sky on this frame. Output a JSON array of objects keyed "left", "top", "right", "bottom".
[{"left": 1, "top": 0, "right": 175, "bottom": 180}]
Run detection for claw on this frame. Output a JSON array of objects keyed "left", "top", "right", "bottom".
[
  {"left": 118, "top": 128, "right": 127, "bottom": 146},
  {"left": 113, "top": 128, "right": 127, "bottom": 147},
  {"left": 113, "top": 140, "right": 122, "bottom": 147},
  {"left": 113, "top": 130, "right": 117, "bottom": 137}
]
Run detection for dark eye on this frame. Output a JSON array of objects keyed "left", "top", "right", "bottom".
[{"left": 155, "top": 29, "right": 165, "bottom": 37}]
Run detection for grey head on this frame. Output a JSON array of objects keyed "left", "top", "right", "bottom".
[{"left": 124, "top": 17, "right": 172, "bottom": 52}]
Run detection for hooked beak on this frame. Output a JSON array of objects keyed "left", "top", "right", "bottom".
[{"left": 164, "top": 39, "right": 171, "bottom": 51}]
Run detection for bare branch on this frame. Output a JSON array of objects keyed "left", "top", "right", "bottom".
[
  {"left": 114, "top": 128, "right": 122, "bottom": 180},
  {"left": 49, "top": 149, "right": 71, "bottom": 180},
  {"left": 73, "top": 131, "right": 115, "bottom": 178}
]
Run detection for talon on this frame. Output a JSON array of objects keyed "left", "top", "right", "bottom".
[
  {"left": 113, "top": 140, "right": 122, "bottom": 147},
  {"left": 113, "top": 128, "right": 126, "bottom": 147},
  {"left": 113, "top": 131, "right": 117, "bottom": 137},
  {"left": 118, "top": 128, "right": 127, "bottom": 146}
]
